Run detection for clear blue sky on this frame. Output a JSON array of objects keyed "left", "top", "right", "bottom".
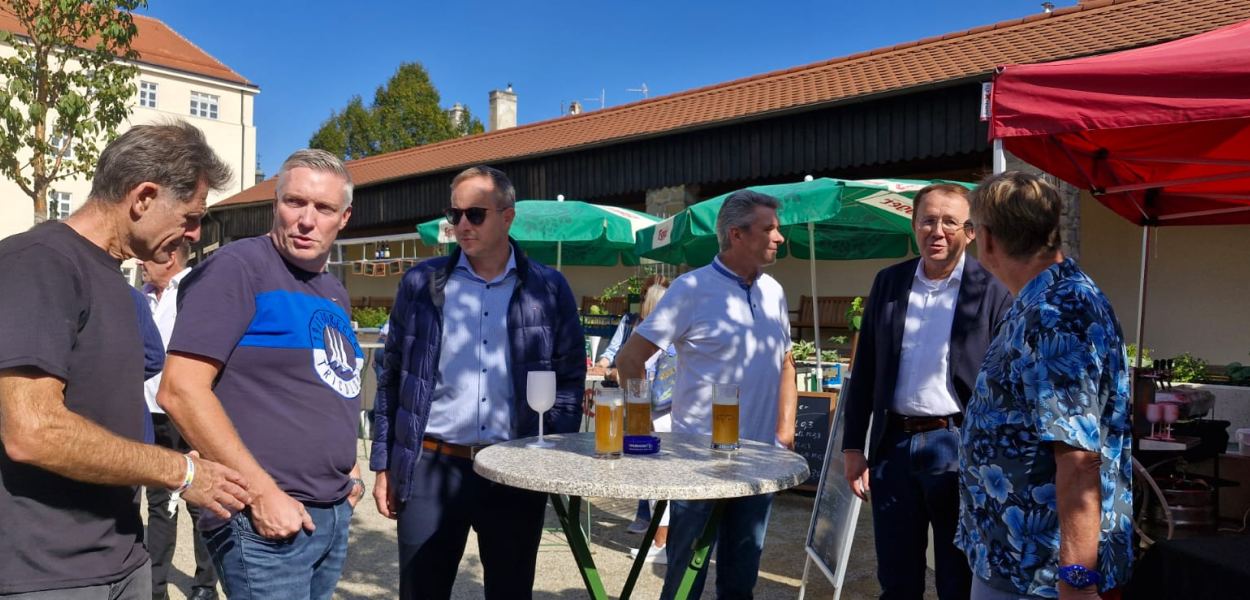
[{"left": 142, "top": 0, "right": 1063, "bottom": 178}]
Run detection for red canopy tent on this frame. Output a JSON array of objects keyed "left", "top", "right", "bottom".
[
  {"left": 989, "top": 18, "right": 1250, "bottom": 226},
  {"left": 988, "top": 18, "right": 1250, "bottom": 362}
]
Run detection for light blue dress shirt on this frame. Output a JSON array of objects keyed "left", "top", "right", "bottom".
[{"left": 425, "top": 250, "right": 518, "bottom": 444}]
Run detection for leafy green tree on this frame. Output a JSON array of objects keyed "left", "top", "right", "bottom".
[
  {"left": 0, "top": 0, "right": 145, "bottom": 221},
  {"left": 309, "top": 96, "right": 378, "bottom": 160},
  {"left": 309, "top": 62, "right": 483, "bottom": 160}
]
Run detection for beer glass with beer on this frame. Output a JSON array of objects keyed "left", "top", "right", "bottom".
[
  {"left": 595, "top": 388, "right": 624, "bottom": 458},
  {"left": 711, "top": 383, "right": 740, "bottom": 451},
  {"left": 625, "top": 378, "right": 652, "bottom": 437},
  {"left": 526, "top": 371, "right": 557, "bottom": 448}
]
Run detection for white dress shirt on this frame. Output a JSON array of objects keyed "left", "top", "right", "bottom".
[
  {"left": 142, "top": 267, "right": 191, "bottom": 414},
  {"left": 891, "top": 253, "right": 964, "bottom": 417}
]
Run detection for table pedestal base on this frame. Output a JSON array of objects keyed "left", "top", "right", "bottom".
[{"left": 549, "top": 494, "right": 722, "bottom": 600}]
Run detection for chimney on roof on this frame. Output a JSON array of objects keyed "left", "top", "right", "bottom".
[
  {"left": 1041, "top": 2, "right": 1054, "bottom": 12},
  {"left": 568, "top": 100, "right": 583, "bottom": 115},
  {"left": 489, "top": 84, "right": 517, "bottom": 131},
  {"left": 449, "top": 102, "right": 467, "bottom": 133}
]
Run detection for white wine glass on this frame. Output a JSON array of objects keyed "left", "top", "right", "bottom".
[{"left": 527, "top": 371, "right": 557, "bottom": 448}]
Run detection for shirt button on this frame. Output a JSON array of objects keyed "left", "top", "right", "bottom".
[
  {"left": 482, "top": 368, "right": 487, "bottom": 373},
  {"left": 481, "top": 397, "right": 487, "bottom": 403},
  {"left": 484, "top": 340, "right": 488, "bottom": 345},
  {"left": 481, "top": 426, "right": 486, "bottom": 431},
  {"left": 484, "top": 311, "right": 489, "bottom": 316}
]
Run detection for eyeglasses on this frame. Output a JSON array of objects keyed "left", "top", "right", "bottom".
[
  {"left": 444, "top": 206, "right": 505, "bottom": 226},
  {"left": 917, "top": 217, "right": 972, "bottom": 234}
]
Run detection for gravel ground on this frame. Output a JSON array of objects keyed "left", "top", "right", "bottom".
[{"left": 151, "top": 448, "right": 936, "bottom": 599}]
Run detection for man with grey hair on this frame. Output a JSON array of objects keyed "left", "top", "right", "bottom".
[
  {"left": 0, "top": 121, "right": 249, "bottom": 598},
  {"left": 616, "top": 189, "right": 797, "bottom": 599},
  {"left": 160, "top": 149, "right": 367, "bottom": 599},
  {"left": 371, "top": 164, "right": 585, "bottom": 599}
]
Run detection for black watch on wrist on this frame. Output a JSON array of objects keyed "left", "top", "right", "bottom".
[{"left": 1057, "top": 564, "right": 1102, "bottom": 589}]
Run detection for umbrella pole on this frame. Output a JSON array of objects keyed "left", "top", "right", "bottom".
[
  {"left": 809, "top": 222, "right": 822, "bottom": 382},
  {"left": 557, "top": 240, "right": 563, "bottom": 272},
  {"left": 1133, "top": 226, "right": 1151, "bottom": 369}
]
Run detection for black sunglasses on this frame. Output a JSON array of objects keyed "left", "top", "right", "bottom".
[{"left": 444, "top": 206, "right": 505, "bottom": 226}]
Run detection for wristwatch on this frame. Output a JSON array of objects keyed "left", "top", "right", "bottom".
[
  {"left": 1057, "top": 565, "right": 1102, "bottom": 589},
  {"left": 350, "top": 477, "right": 366, "bottom": 495}
]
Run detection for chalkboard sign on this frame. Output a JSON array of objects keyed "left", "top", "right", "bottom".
[
  {"left": 802, "top": 383, "right": 863, "bottom": 598},
  {"left": 794, "top": 391, "right": 837, "bottom": 489}
]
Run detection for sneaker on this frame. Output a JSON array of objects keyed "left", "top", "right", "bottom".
[
  {"left": 625, "top": 517, "right": 649, "bottom": 534},
  {"left": 629, "top": 544, "right": 668, "bottom": 565}
]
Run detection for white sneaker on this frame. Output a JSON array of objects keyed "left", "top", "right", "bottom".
[
  {"left": 629, "top": 544, "right": 668, "bottom": 565},
  {"left": 625, "top": 517, "right": 649, "bottom": 534}
]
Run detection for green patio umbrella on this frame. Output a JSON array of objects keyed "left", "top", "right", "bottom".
[
  {"left": 634, "top": 177, "right": 973, "bottom": 377},
  {"left": 418, "top": 199, "right": 660, "bottom": 268},
  {"left": 634, "top": 177, "right": 973, "bottom": 267}
]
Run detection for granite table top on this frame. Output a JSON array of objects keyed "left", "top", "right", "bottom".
[{"left": 473, "top": 432, "right": 810, "bottom": 500}]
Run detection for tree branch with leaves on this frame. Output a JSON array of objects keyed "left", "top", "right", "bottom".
[{"left": 0, "top": 0, "right": 144, "bottom": 221}]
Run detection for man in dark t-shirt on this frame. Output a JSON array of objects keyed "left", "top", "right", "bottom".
[
  {"left": 160, "top": 149, "right": 365, "bottom": 600},
  {"left": 0, "top": 122, "right": 248, "bottom": 598}
]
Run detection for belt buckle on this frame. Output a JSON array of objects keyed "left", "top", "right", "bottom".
[{"left": 468, "top": 444, "right": 488, "bottom": 459}]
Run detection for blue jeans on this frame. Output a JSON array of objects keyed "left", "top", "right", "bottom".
[
  {"left": 659, "top": 494, "right": 774, "bottom": 600},
  {"left": 204, "top": 500, "right": 351, "bottom": 600},
  {"left": 869, "top": 424, "right": 970, "bottom": 600}
]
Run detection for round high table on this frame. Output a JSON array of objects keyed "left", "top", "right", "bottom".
[{"left": 473, "top": 431, "right": 810, "bottom": 600}]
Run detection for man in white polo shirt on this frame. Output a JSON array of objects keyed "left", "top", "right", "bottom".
[{"left": 616, "top": 189, "right": 797, "bottom": 600}]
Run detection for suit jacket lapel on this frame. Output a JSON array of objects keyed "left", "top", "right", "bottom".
[{"left": 888, "top": 258, "right": 915, "bottom": 367}]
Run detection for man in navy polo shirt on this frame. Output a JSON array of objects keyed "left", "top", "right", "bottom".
[
  {"left": 615, "top": 189, "right": 798, "bottom": 600},
  {"left": 159, "top": 149, "right": 366, "bottom": 600}
]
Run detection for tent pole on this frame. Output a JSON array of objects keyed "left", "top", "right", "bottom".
[
  {"left": 992, "top": 139, "right": 1007, "bottom": 174},
  {"left": 1133, "top": 226, "right": 1151, "bottom": 369},
  {"left": 809, "top": 222, "right": 822, "bottom": 383}
]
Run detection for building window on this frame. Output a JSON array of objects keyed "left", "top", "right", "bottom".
[
  {"left": 48, "top": 191, "right": 72, "bottom": 220},
  {"left": 49, "top": 134, "right": 73, "bottom": 160},
  {"left": 139, "top": 81, "right": 158, "bottom": 108},
  {"left": 190, "top": 91, "right": 218, "bottom": 119}
]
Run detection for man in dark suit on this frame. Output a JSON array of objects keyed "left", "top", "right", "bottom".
[{"left": 841, "top": 183, "right": 1011, "bottom": 600}]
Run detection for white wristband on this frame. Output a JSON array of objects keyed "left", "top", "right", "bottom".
[{"left": 172, "top": 454, "right": 195, "bottom": 494}]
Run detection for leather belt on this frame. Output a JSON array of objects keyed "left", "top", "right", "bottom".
[
  {"left": 887, "top": 412, "right": 959, "bottom": 434},
  {"left": 421, "top": 438, "right": 490, "bottom": 460}
]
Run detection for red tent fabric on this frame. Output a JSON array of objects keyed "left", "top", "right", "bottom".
[{"left": 989, "top": 19, "right": 1250, "bottom": 226}]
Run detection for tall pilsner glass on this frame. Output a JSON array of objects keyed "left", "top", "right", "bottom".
[
  {"left": 625, "top": 378, "right": 652, "bottom": 437},
  {"left": 595, "top": 388, "right": 624, "bottom": 458},
  {"left": 711, "top": 383, "right": 740, "bottom": 451}
]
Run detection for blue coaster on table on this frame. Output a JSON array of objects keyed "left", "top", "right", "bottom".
[{"left": 624, "top": 435, "right": 660, "bottom": 455}]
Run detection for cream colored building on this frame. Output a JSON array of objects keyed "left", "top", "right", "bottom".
[{"left": 0, "top": 13, "right": 258, "bottom": 243}]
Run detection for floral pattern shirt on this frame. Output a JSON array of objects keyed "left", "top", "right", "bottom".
[{"left": 956, "top": 258, "right": 1133, "bottom": 597}]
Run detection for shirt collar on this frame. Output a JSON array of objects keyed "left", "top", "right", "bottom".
[
  {"left": 455, "top": 246, "right": 516, "bottom": 284},
  {"left": 143, "top": 267, "right": 192, "bottom": 297},
  {"left": 711, "top": 256, "right": 755, "bottom": 290},
  {"left": 1016, "top": 257, "right": 1079, "bottom": 309},
  {"left": 913, "top": 252, "right": 965, "bottom": 289}
]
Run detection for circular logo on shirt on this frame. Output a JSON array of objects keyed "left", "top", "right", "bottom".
[{"left": 309, "top": 309, "right": 362, "bottom": 399}]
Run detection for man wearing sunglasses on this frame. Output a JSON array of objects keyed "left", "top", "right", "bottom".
[
  {"left": 371, "top": 165, "right": 585, "bottom": 599},
  {"left": 840, "top": 183, "right": 1011, "bottom": 600}
]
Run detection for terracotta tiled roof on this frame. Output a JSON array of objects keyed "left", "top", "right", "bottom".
[
  {"left": 215, "top": 0, "right": 1250, "bottom": 208},
  {"left": 0, "top": 8, "right": 253, "bottom": 86}
]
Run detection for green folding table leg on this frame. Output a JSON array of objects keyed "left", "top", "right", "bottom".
[
  {"left": 620, "top": 499, "right": 667, "bottom": 599},
  {"left": 673, "top": 500, "right": 726, "bottom": 600},
  {"left": 549, "top": 493, "right": 609, "bottom": 600}
]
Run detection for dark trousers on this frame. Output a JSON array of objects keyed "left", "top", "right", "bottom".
[
  {"left": 396, "top": 450, "right": 548, "bottom": 600},
  {"left": 869, "top": 423, "right": 971, "bottom": 600},
  {"left": 146, "top": 414, "right": 217, "bottom": 599}
]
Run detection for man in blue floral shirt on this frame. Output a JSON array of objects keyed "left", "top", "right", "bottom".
[{"left": 957, "top": 172, "right": 1132, "bottom": 600}]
